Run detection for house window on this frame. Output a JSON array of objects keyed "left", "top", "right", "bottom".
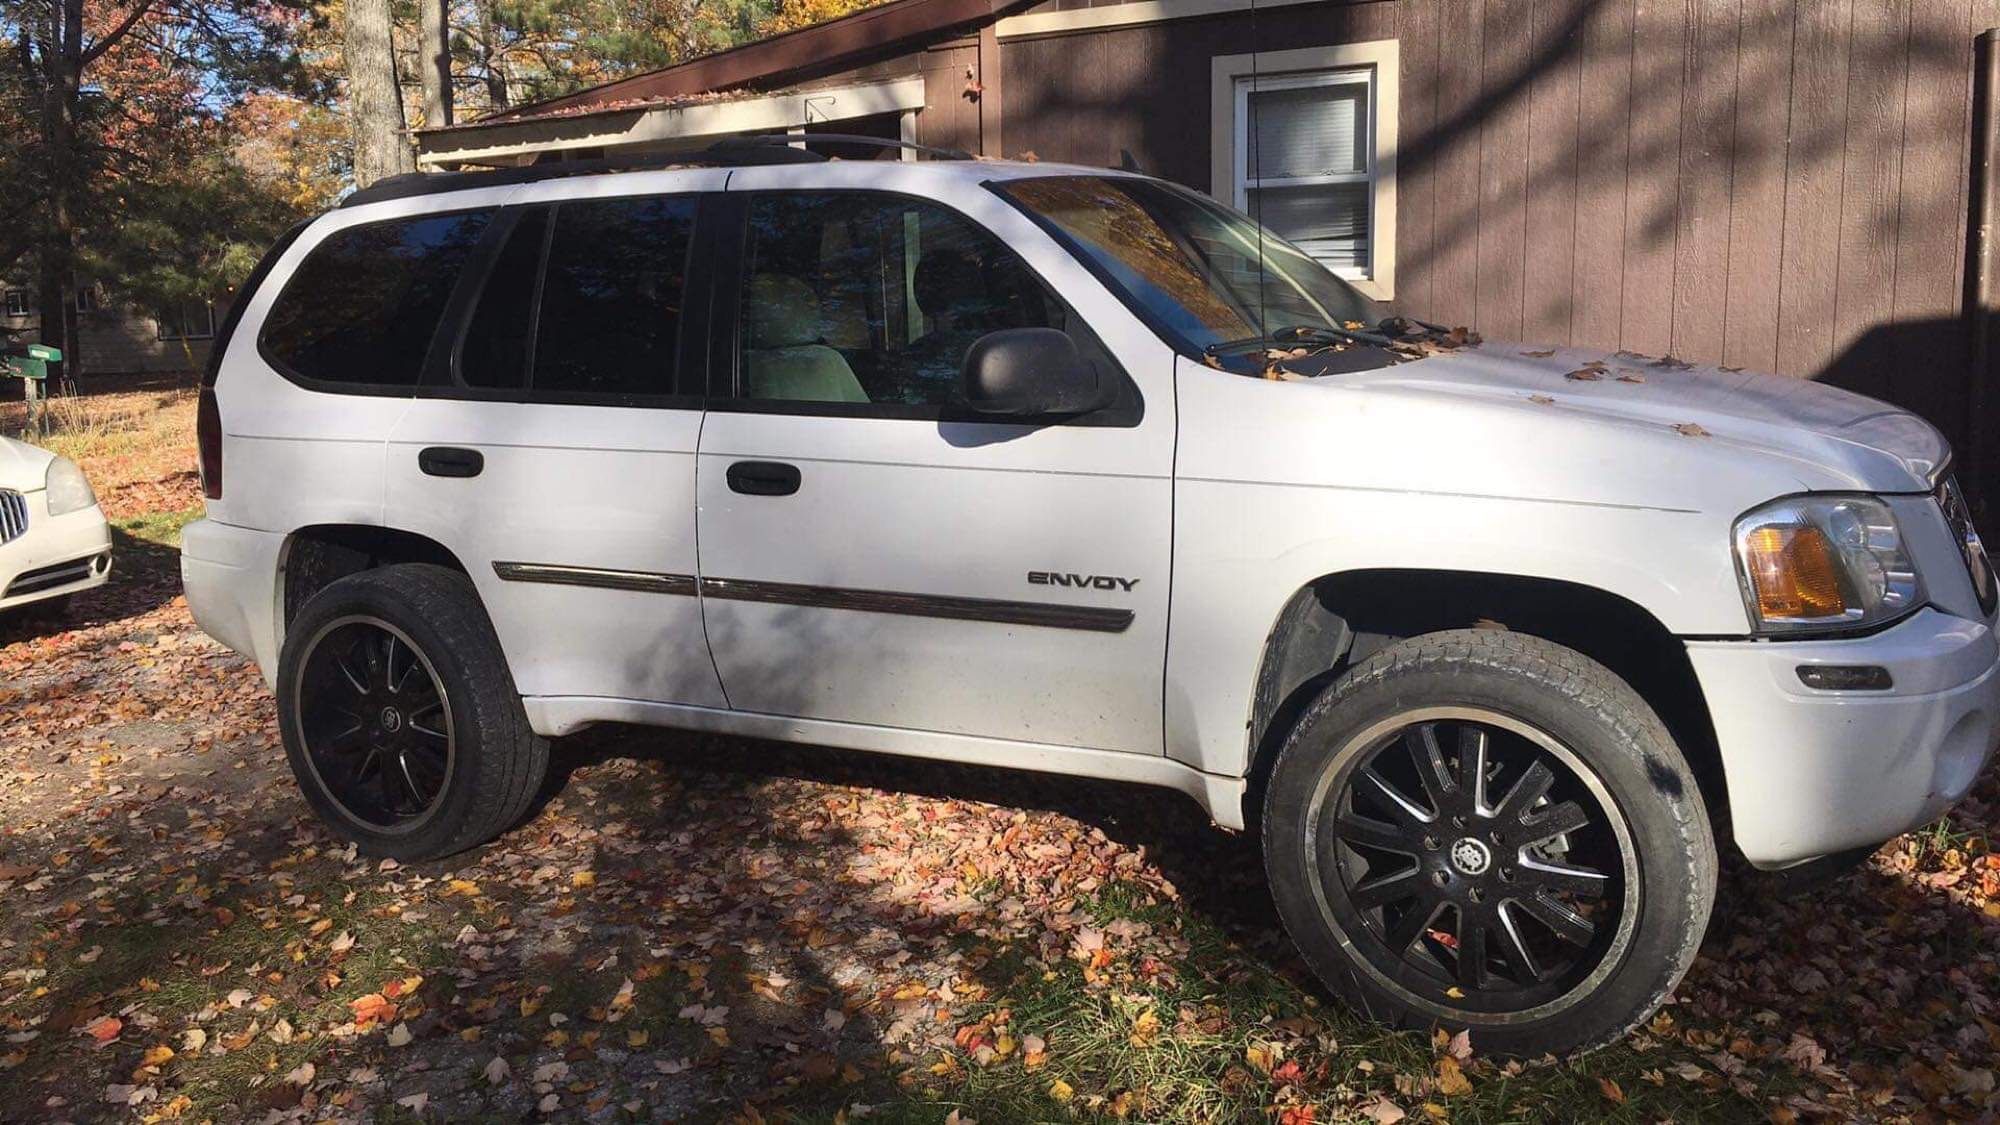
[
  {"left": 3, "top": 290, "right": 26, "bottom": 317},
  {"left": 1235, "top": 71, "right": 1371, "bottom": 276},
  {"left": 1211, "top": 41, "right": 1399, "bottom": 302},
  {"left": 157, "top": 302, "right": 216, "bottom": 341},
  {"left": 73, "top": 284, "right": 101, "bottom": 313}
]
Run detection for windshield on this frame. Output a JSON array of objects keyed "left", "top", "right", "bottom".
[{"left": 996, "top": 175, "right": 1378, "bottom": 354}]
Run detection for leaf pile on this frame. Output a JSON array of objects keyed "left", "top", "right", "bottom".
[{"left": 3, "top": 382, "right": 1999, "bottom": 1122}]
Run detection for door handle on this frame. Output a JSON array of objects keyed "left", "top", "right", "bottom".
[
  {"left": 418, "top": 446, "right": 484, "bottom": 478},
  {"left": 726, "top": 460, "right": 801, "bottom": 496}
]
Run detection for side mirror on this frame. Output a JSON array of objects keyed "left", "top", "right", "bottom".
[{"left": 961, "top": 328, "right": 1112, "bottom": 416}]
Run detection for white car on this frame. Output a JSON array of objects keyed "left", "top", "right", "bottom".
[
  {"left": 0, "top": 434, "right": 110, "bottom": 614},
  {"left": 180, "top": 138, "right": 2000, "bottom": 1057}
]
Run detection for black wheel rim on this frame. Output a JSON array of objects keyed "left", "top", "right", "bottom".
[
  {"left": 1303, "top": 706, "right": 1639, "bottom": 1022},
  {"left": 293, "top": 616, "right": 454, "bottom": 832}
]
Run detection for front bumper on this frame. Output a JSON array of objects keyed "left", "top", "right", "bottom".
[
  {"left": 0, "top": 497, "right": 112, "bottom": 611},
  {"left": 1687, "top": 607, "right": 2000, "bottom": 867}
]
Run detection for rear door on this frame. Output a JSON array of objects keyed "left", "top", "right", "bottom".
[
  {"left": 383, "top": 171, "right": 729, "bottom": 709},
  {"left": 694, "top": 164, "right": 1179, "bottom": 755}
]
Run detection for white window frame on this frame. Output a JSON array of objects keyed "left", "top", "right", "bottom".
[
  {"left": 1211, "top": 41, "right": 1398, "bottom": 302},
  {"left": 157, "top": 301, "right": 216, "bottom": 341},
  {"left": 73, "top": 284, "right": 101, "bottom": 314},
  {"left": 2, "top": 290, "right": 26, "bottom": 317}
]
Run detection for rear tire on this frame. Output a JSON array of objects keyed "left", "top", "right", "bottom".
[
  {"left": 1262, "top": 629, "right": 1715, "bottom": 1057},
  {"left": 277, "top": 564, "right": 547, "bottom": 861}
]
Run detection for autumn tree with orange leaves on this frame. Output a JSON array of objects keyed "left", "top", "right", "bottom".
[{"left": 1, "top": 0, "right": 316, "bottom": 370}]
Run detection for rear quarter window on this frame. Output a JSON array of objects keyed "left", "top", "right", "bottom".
[{"left": 259, "top": 210, "right": 494, "bottom": 388}]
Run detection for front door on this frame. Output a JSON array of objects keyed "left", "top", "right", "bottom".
[
  {"left": 384, "top": 175, "right": 728, "bottom": 710},
  {"left": 694, "top": 168, "right": 1177, "bottom": 754}
]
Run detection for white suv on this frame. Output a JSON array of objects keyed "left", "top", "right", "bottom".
[{"left": 181, "top": 138, "right": 2000, "bottom": 1056}]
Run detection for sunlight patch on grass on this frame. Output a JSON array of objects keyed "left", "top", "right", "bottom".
[
  {"left": 870, "top": 879, "right": 1784, "bottom": 1124},
  {"left": 115, "top": 505, "right": 205, "bottom": 550}
]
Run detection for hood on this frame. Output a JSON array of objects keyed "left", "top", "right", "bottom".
[
  {"left": 0, "top": 436, "right": 56, "bottom": 491},
  {"left": 1333, "top": 342, "right": 1947, "bottom": 493}
]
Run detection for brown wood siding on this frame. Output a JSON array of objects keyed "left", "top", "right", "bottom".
[
  {"left": 995, "top": 0, "right": 1990, "bottom": 457},
  {"left": 1426, "top": 0, "right": 1483, "bottom": 327},
  {"left": 919, "top": 43, "right": 985, "bottom": 152},
  {"left": 1001, "top": 2, "right": 1391, "bottom": 175},
  {"left": 1522, "top": 0, "right": 1582, "bottom": 343},
  {"left": 1568, "top": 0, "right": 1634, "bottom": 350}
]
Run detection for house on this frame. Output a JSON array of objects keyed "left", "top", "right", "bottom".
[
  {"left": 419, "top": 0, "right": 1998, "bottom": 513},
  {"left": 2, "top": 282, "right": 222, "bottom": 377}
]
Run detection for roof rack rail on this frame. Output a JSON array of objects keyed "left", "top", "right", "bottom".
[{"left": 338, "top": 132, "right": 973, "bottom": 209}]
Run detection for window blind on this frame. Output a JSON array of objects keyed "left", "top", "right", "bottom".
[
  {"left": 1239, "top": 77, "right": 1372, "bottom": 274},
  {"left": 1245, "top": 181, "right": 1369, "bottom": 273},
  {"left": 1247, "top": 83, "right": 1367, "bottom": 180}
]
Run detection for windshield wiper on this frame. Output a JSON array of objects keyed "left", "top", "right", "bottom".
[
  {"left": 1277, "top": 322, "right": 1402, "bottom": 348},
  {"left": 1203, "top": 322, "right": 1398, "bottom": 357}
]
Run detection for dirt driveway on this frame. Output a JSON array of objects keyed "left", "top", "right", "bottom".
[{"left": 2, "top": 382, "right": 1998, "bottom": 1123}]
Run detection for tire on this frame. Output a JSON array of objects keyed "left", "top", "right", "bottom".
[
  {"left": 1261, "top": 629, "right": 1715, "bottom": 1058},
  {"left": 276, "top": 564, "right": 548, "bottom": 861}
]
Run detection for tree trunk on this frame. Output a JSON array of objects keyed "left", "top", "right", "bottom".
[
  {"left": 345, "top": 0, "right": 415, "bottom": 186},
  {"left": 35, "top": 265, "right": 75, "bottom": 391},
  {"left": 476, "top": 0, "right": 509, "bottom": 109},
  {"left": 36, "top": 0, "right": 84, "bottom": 385},
  {"left": 419, "top": 0, "right": 452, "bottom": 128}
]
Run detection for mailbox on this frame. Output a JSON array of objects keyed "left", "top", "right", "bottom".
[{"left": 2, "top": 342, "right": 61, "bottom": 382}]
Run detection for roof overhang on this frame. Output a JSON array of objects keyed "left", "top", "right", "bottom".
[
  {"left": 416, "top": 76, "right": 928, "bottom": 168},
  {"left": 426, "top": 0, "right": 1028, "bottom": 136}
]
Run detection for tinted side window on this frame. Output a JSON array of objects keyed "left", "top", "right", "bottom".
[
  {"left": 459, "top": 209, "right": 548, "bottom": 390},
  {"left": 261, "top": 211, "right": 493, "bottom": 386},
  {"left": 737, "top": 192, "right": 1072, "bottom": 408},
  {"left": 532, "top": 196, "right": 695, "bottom": 396}
]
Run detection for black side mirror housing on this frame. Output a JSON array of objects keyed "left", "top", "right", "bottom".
[{"left": 961, "top": 328, "right": 1112, "bottom": 416}]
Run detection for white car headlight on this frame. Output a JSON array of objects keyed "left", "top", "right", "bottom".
[
  {"left": 43, "top": 455, "right": 97, "bottom": 517},
  {"left": 1733, "top": 495, "right": 1924, "bottom": 635}
]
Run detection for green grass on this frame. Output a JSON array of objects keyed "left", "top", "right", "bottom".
[
  {"left": 1905, "top": 815, "right": 1986, "bottom": 869},
  {"left": 115, "top": 504, "right": 204, "bottom": 550}
]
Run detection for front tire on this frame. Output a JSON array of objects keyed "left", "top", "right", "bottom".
[
  {"left": 277, "top": 564, "right": 548, "bottom": 861},
  {"left": 1262, "top": 630, "right": 1715, "bottom": 1057}
]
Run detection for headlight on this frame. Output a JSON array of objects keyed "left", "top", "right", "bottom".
[
  {"left": 43, "top": 456, "right": 97, "bottom": 517},
  {"left": 1733, "top": 495, "right": 1924, "bottom": 634}
]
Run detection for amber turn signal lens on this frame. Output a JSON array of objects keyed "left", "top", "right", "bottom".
[{"left": 1741, "top": 524, "right": 1848, "bottom": 620}]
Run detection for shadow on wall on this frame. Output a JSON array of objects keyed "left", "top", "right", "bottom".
[
  {"left": 1814, "top": 317, "right": 1970, "bottom": 435},
  {"left": 1813, "top": 317, "right": 1993, "bottom": 537}
]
